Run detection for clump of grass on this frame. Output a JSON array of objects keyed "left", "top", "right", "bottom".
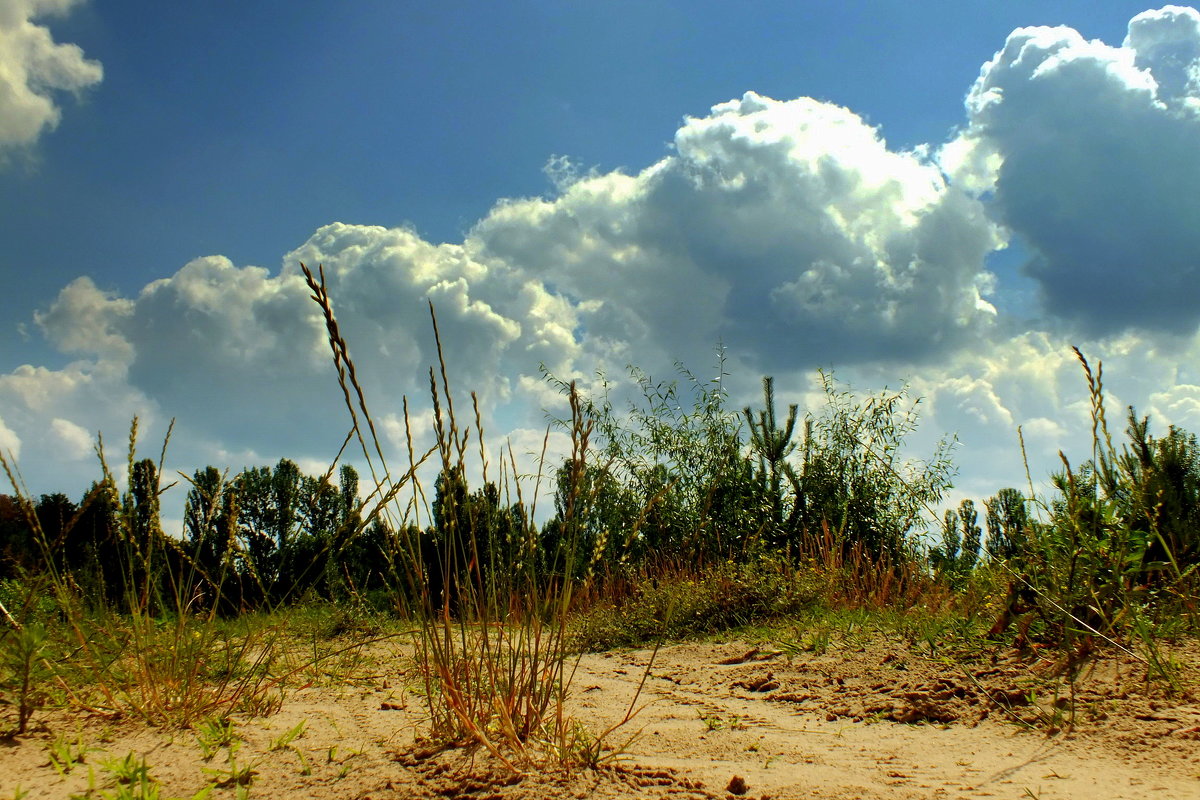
[
  {"left": 570, "top": 555, "right": 822, "bottom": 651},
  {"left": 302, "top": 263, "right": 638, "bottom": 770},
  {"left": 0, "top": 423, "right": 287, "bottom": 731},
  {"left": 47, "top": 730, "right": 93, "bottom": 775},
  {"left": 195, "top": 716, "right": 239, "bottom": 761},
  {"left": 94, "top": 752, "right": 216, "bottom": 800}
]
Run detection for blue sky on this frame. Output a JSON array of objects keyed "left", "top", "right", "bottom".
[
  {"left": 3, "top": 1, "right": 1200, "bottom": 530},
  {"left": 3, "top": 0, "right": 1152, "bottom": 345}
]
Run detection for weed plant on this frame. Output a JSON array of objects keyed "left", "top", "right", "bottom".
[
  {"left": 954, "top": 348, "right": 1200, "bottom": 705},
  {"left": 570, "top": 555, "right": 823, "bottom": 650},
  {"left": 541, "top": 359, "right": 955, "bottom": 584},
  {"left": 1004, "top": 352, "right": 1196, "bottom": 665},
  {"left": 0, "top": 423, "right": 288, "bottom": 733},
  {"left": 302, "top": 263, "right": 627, "bottom": 769}
]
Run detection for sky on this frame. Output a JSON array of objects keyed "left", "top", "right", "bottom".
[{"left": 3, "top": 0, "right": 1200, "bottom": 532}]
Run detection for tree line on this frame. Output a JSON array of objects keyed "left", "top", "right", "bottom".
[
  {"left": 0, "top": 460, "right": 386, "bottom": 613},
  {"left": 2, "top": 362, "right": 1198, "bottom": 636}
]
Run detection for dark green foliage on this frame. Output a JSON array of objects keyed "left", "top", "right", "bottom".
[
  {"left": 0, "top": 418, "right": 388, "bottom": 692},
  {"left": 545, "top": 457, "right": 640, "bottom": 576},
  {"left": 130, "top": 459, "right": 161, "bottom": 547},
  {"left": 36, "top": 493, "right": 77, "bottom": 554},
  {"left": 0, "top": 481, "right": 120, "bottom": 604},
  {"left": 544, "top": 359, "right": 955, "bottom": 575},
  {"left": 179, "top": 461, "right": 372, "bottom": 612},
  {"left": 122, "top": 459, "right": 174, "bottom": 613},
  {"left": 957, "top": 499, "right": 981, "bottom": 573},
  {"left": 227, "top": 458, "right": 315, "bottom": 605},
  {"left": 744, "top": 376, "right": 800, "bottom": 547},
  {"left": 984, "top": 487, "right": 1029, "bottom": 561},
  {"left": 183, "top": 466, "right": 230, "bottom": 592},
  {"left": 338, "top": 465, "right": 361, "bottom": 539},
  {"left": 1010, "top": 352, "right": 1200, "bottom": 652},
  {"left": 0, "top": 494, "right": 36, "bottom": 578},
  {"left": 221, "top": 460, "right": 368, "bottom": 608},
  {"left": 1044, "top": 408, "right": 1200, "bottom": 601},
  {"left": 233, "top": 465, "right": 274, "bottom": 586},
  {"left": 930, "top": 499, "right": 985, "bottom": 583},
  {"left": 271, "top": 458, "right": 301, "bottom": 562},
  {"left": 1116, "top": 411, "right": 1200, "bottom": 579},
  {"left": 543, "top": 352, "right": 755, "bottom": 567},
  {"left": 291, "top": 473, "right": 339, "bottom": 588},
  {"left": 789, "top": 371, "right": 956, "bottom": 561},
  {"left": 426, "top": 466, "right": 469, "bottom": 614},
  {"left": 939, "top": 508, "right": 961, "bottom": 565},
  {"left": 335, "top": 516, "right": 400, "bottom": 606},
  {"left": 426, "top": 466, "right": 526, "bottom": 615},
  {"left": 71, "top": 480, "right": 122, "bottom": 605}
]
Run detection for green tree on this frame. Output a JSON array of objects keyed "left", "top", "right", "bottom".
[
  {"left": 72, "top": 480, "right": 121, "bottom": 605},
  {"left": 957, "top": 499, "right": 981, "bottom": 573},
  {"left": 338, "top": 465, "right": 361, "bottom": 540},
  {"left": 428, "top": 466, "right": 470, "bottom": 614},
  {"left": 793, "top": 371, "right": 956, "bottom": 561},
  {"left": 744, "top": 376, "right": 800, "bottom": 547},
  {"left": 35, "top": 493, "right": 77, "bottom": 556},
  {"left": 129, "top": 459, "right": 161, "bottom": 546},
  {"left": 284, "top": 472, "right": 341, "bottom": 601},
  {"left": 122, "top": 458, "right": 170, "bottom": 612},
  {"left": 183, "top": 466, "right": 235, "bottom": 603},
  {"left": 234, "top": 465, "right": 277, "bottom": 599},
  {"left": 425, "top": 466, "right": 530, "bottom": 615},
  {"left": 271, "top": 458, "right": 301, "bottom": 557},
  {"left": 0, "top": 494, "right": 35, "bottom": 579},
  {"left": 544, "top": 350, "right": 751, "bottom": 565},
  {"left": 547, "top": 457, "right": 638, "bottom": 578},
  {"left": 1119, "top": 411, "right": 1200, "bottom": 578},
  {"left": 984, "top": 488, "right": 1030, "bottom": 561},
  {"left": 933, "top": 506, "right": 961, "bottom": 574}
]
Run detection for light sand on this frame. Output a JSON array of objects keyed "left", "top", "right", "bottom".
[{"left": 3, "top": 635, "right": 1197, "bottom": 799}]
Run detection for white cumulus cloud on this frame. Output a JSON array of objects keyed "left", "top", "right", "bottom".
[
  {"left": 0, "top": 0, "right": 102, "bottom": 155},
  {"left": 0, "top": 415, "right": 20, "bottom": 460},
  {"left": 35, "top": 276, "right": 134, "bottom": 361},
  {"left": 48, "top": 416, "right": 93, "bottom": 461},
  {"left": 475, "top": 92, "right": 1002, "bottom": 374},
  {"left": 949, "top": 5, "right": 1200, "bottom": 335},
  {"left": 0, "top": 357, "right": 160, "bottom": 495}
]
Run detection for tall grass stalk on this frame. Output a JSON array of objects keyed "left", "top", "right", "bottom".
[{"left": 301, "top": 263, "right": 628, "bottom": 769}]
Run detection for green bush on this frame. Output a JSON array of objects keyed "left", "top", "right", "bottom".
[
  {"left": 570, "top": 557, "right": 823, "bottom": 651},
  {"left": 1008, "top": 350, "right": 1199, "bottom": 664}
]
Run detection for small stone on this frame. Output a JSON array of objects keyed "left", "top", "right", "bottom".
[{"left": 727, "top": 774, "right": 748, "bottom": 795}]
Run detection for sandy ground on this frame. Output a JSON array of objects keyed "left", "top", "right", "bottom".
[{"left": 3, "top": 634, "right": 1199, "bottom": 800}]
